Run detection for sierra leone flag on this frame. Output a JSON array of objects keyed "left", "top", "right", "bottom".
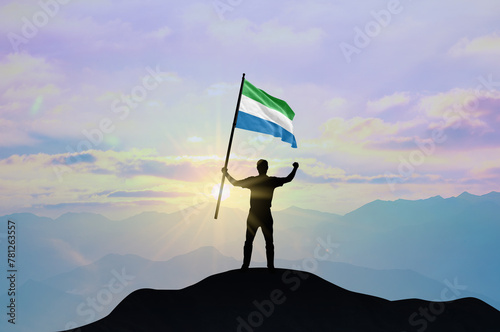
[{"left": 236, "top": 80, "right": 297, "bottom": 148}]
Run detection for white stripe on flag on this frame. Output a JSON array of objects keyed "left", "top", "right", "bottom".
[{"left": 239, "top": 95, "right": 294, "bottom": 134}]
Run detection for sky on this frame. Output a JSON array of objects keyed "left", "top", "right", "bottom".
[{"left": 1, "top": 0, "right": 500, "bottom": 219}]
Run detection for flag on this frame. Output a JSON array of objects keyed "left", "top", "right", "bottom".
[{"left": 236, "top": 79, "right": 297, "bottom": 148}]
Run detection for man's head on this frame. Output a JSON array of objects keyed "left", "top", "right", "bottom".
[{"left": 256, "top": 159, "right": 268, "bottom": 175}]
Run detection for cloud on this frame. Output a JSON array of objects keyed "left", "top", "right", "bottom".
[
  {"left": 0, "top": 148, "right": 227, "bottom": 217},
  {"left": 0, "top": 53, "right": 63, "bottom": 90},
  {"left": 43, "top": 202, "right": 107, "bottom": 210},
  {"left": 0, "top": 118, "right": 39, "bottom": 147},
  {"left": 115, "top": 160, "right": 205, "bottom": 181},
  {"left": 185, "top": 2, "right": 327, "bottom": 60},
  {"left": 52, "top": 153, "right": 97, "bottom": 165},
  {"left": 0, "top": 49, "right": 190, "bottom": 151},
  {"left": 295, "top": 162, "right": 442, "bottom": 185},
  {"left": 205, "top": 82, "right": 236, "bottom": 96},
  {"left": 143, "top": 26, "right": 173, "bottom": 40},
  {"left": 324, "top": 97, "right": 347, "bottom": 110},
  {"left": 208, "top": 18, "right": 326, "bottom": 52},
  {"left": 297, "top": 171, "right": 399, "bottom": 185},
  {"left": 418, "top": 88, "right": 500, "bottom": 141},
  {"left": 484, "top": 167, "right": 500, "bottom": 177},
  {"left": 366, "top": 92, "right": 411, "bottom": 114},
  {"left": 107, "top": 190, "right": 192, "bottom": 198},
  {"left": 449, "top": 32, "right": 500, "bottom": 57},
  {"left": 319, "top": 116, "right": 400, "bottom": 144},
  {"left": 468, "top": 153, "right": 500, "bottom": 179}
]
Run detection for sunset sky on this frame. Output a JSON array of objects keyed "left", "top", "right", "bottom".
[{"left": 1, "top": 0, "right": 500, "bottom": 219}]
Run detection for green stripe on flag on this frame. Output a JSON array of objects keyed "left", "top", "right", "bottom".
[{"left": 242, "top": 80, "right": 295, "bottom": 121}]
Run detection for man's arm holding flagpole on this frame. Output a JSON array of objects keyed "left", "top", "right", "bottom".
[{"left": 221, "top": 167, "right": 240, "bottom": 186}]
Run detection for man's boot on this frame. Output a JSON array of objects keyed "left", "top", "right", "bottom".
[
  {"left": 241, "top": 242, "right": 252, "bottom": 272},
  {"left": 266, "top": 244, "right": 275, "bottom": 273}
]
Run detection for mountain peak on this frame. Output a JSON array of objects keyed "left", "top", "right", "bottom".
[
  {"left": 457, "top": 191, "right": 477, "bottom": 198},
  {"left": 484, "top": 191, "right": 500, "bottom": 199},
  {"left": 55, "top": 211, "right": 110, "bottom": 222}
]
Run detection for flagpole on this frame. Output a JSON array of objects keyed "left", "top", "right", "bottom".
[{"left": 214, "top": 73, "right": 246, "bottom": 219}]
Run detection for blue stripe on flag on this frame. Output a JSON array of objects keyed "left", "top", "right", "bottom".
[{"left": 235, "top": 111, "right": 297, "bottom": 148}]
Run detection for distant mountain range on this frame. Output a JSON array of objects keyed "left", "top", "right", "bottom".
[
  {"left": 69, "top": 268, "right": 500, "bottom": 332},
  {"left": 313, "top": 191, "right": 500, "bottom": 302},
  {"left": 0, "top": 191, "right": 498, "bottom": 331}
]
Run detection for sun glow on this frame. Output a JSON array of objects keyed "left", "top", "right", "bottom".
[{"left": 212, "top": 184, "right": 230, "bottom": 201}]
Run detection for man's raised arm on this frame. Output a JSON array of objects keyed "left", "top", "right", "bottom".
[
  {"left": 283, "top": 162, "right": 299, "bottom": 183},
  {"left": 221, "top": 167, "right": 241, "bottom": 186}
]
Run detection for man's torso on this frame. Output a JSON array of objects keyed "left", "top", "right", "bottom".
[{"left": 239, "top": 175, "right": 285, "bottom": 210}]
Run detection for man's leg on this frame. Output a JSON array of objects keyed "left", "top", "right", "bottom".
[
  {"left": 242, "top": 212, "right": 258, "bottom": 270},
  {"left": 261, "top": 213, "right": 275, "bottom": 271}
]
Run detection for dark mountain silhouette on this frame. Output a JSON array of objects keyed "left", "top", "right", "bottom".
[{"left": 66, "top": 269, "right": 500, "bottom": 332}]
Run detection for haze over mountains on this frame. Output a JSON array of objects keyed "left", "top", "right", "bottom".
[{"left": 0, "top": 191, "right": 499, "bottom": 331}]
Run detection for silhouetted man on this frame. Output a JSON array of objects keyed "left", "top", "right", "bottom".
[{"left": 222, "top": 160, "right": 299, "bottom": 272}]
